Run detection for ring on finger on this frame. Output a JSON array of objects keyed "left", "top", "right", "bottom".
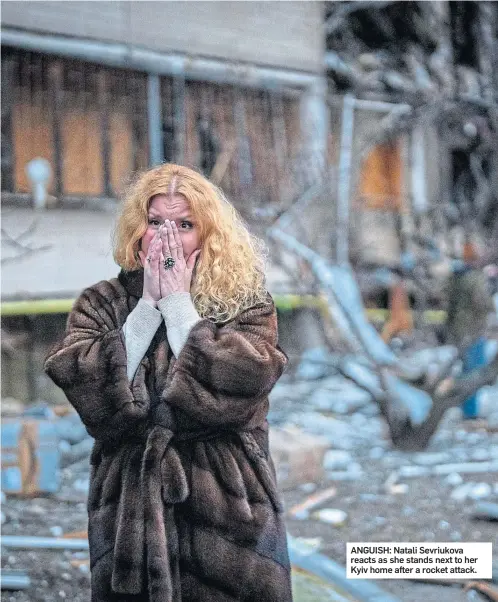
[{"left": 164, "top": 257, "right": 175, "bottom": 270}]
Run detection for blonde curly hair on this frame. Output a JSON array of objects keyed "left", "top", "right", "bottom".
[{"left": 113, "top": 164, "right": 269, "bottom": 322}]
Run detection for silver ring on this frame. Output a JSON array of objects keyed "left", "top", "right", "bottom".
[{"left": 163, "top": 257, "right": 175, "bottom": 270}]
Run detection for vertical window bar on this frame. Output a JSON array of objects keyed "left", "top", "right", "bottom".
[
  {"left": 97, "top": 70, "right": 112, "bottom": 197},
  {"left": 172, "top": 76, "right": 185, "bottom": 165},
  {"left": 222, "top": 85, "right": 236, "bottom": 197},
  {"left": 1, "top": 53, "right": 15, "bottom": 191},
  {"left": 233, "top": 88, "right": 252, "bottom": 187},
  {"left": 270, "top": 90, "right": 288, "bottom": 202},
  {"left": 47, "top": 60, "right": 64, "bottom": 198},
  {"left": 129, "top": 75, "right": 142, "bottom": 172},
  {"left": 147, "top": 73, "right": 163, "bottom": 167}
]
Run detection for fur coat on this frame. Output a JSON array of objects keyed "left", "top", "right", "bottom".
[{"left": 44, "top": 269, "right": 293, "bottom": 602}]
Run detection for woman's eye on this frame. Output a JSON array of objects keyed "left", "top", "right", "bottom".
[
  {"left": 180, "top": 221, "right": 193, "bottom": 229},
  {"left": 148, "top": 219, "right": 160, "bottom": 226}
]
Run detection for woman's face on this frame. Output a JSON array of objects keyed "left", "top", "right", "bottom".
[{"left": 140, "top": 194, "right": 201, "bottom": 265}]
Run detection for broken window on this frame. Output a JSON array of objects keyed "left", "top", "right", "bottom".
[
  {"left": 450, "top": 1, "right": 479, "bottom": 68},
  {"left": 3, "top": 48, "right": 301, "bottom": 205},
  {"left": 325, "top": 1, "right": 436, "bottom": 55},
  {"left": 358, "top": 140, "right": 403, "bottom": 211},
  {"left": 3, "top": 48, "right": 149, "bottom": 199}
]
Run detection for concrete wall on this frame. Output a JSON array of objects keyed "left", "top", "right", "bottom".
[{"left": 1, "top": 1, "right": 324, "bottom": 73}]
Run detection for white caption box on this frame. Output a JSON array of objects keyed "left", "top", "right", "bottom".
[{"left": 347, "top": 542, "right": 492, "bottom": 579}]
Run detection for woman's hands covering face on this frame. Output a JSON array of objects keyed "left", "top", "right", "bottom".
[
  {"left": 158, "top": 219, "right": 200, "bottom": 298},
  {"left": 138, "top": 228, "right": 162, "bottom": 306},
  {"left": 139, "top": 221, "right": 201, "bottom": 306}
]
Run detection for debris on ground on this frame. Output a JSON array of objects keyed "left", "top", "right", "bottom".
[{"left": 1, "top": 352, "right": 497, "bottom": 602}]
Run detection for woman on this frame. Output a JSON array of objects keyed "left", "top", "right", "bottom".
[{"left": 45, "top": 164, "right": 293, "bottom": 601}]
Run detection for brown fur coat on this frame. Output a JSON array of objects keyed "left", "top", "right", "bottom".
[{"left": 44, "top": 270, "right": 293, "bottom": 602}]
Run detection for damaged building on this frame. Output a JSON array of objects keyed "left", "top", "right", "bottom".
[
  {"left": 324, "top": 1, "right": 498, "bottom": 304},
  {"left": 1, "top": 1, "right": 497, "bottom": 403},
  {"left": 1, "top": 1, "right": 325, "bottom": 403}
]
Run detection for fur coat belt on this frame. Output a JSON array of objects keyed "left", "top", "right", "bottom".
[{"left": 112, "top": 424, "right": 283, "bottom": 601}]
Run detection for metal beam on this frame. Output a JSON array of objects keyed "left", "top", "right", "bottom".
[
  {"left": 0, "top": 297, "right": 447, "bottom": 322},
  {"left": 351, "top": 98, "right": 411, "bottom": 113},
  {"left": 299, "top": 79, "right": 329, "bottom": 184},
  {"left": 1, "top": 535, "right": 89, "bottom": 550},
  {"left": 1, "top": 27, "right": 321, "bottom": 92},
  {"left": 1, "top": 299, "right": 75, "bottom": 315}
]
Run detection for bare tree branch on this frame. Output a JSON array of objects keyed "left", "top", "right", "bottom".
[{"left": 1, "top": 225, "right": 51, "bottom": 264}]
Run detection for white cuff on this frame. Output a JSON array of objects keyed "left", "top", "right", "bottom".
[
  {"left": 157, "top": 293, "right": 202, "bottom": 358},
  {"left": 122, "top": 299, "right": 162, "bottom": 381}
]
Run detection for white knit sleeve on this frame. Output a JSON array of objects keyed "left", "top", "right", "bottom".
[
  {"left": 122, "top": 299, "right": 162, "bottom": 382},
  {"left": 157, "top": 293, "right": 202, "bottom": 358}
]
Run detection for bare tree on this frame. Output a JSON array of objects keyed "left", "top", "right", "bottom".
[{"left": 267, "top": 219, "right": 497, "bottom": 451}]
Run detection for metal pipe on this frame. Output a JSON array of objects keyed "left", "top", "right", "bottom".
[
  {"left": 411, "top": 126, "right": 427, "bottom": 214},
  {"left": 299, "top": 79, "right": 329, "bottom": 183},
  {"left": 1, "top": 535, "right": 89, "bottom": 550},
  {"left": 1, "top": 28, "right": 321, "bottom": 91},
  {"left": 1, "top": 570, "right": 31, "bottom": 591},
  {"left": 147, "top": 74, "right": 163, "bottom": 167},
  {"left": 336, "top": 94, "right": 355, "bottom": 266},
  {"left": 288, "top": 534, "right": 402, "bottom": 602},
  {"left": 351, "top": 98, "right": 411, "bottom": 113},
  {"left": 0, "top": 297, "right": 446, "bottom": 321}
]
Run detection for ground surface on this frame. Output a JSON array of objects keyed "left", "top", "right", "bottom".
[
  {"left": 276, "top": 366, "right": 498, "bottom": 602},
  {"left": 283, "top": 417, "right": 498, "bottom": 602},
  {"left": 2, "top": 368, "right": 498, "bottom": 602}
]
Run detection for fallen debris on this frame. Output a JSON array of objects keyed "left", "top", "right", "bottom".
[
  {"left": 59, "top": 437, "right": 93, "bottom": 468},
  {"left": 269, "top": 426, "right": 329, "bottom": 489},
  {"left": 2, "top": 535, "right": 89, "bottom": 550},
  {"left": 62, "top": 529, "right": 89, "bottom": 539},
  {"left": 1, "top": 417, "right": 60, "bottom": 495},
  {"left": 473, "top": 502, "right": 498, "bottom": 522},
  {"left": 288, "top": 486, "right": 337, "bottom": 520},
  {"left": 69, "top": 558, "right": 90, "bottom": 571},
  {"left": 463, "top": 581, "right": 498, "bottom": 602},
  {"left": 388, "top": 460, "right": 498, "bottom": 485},
  {"left": 0, "top": 569, "right": 31, "bottom": 591},
  {"left": 288, "top": 534, "right": 402, "bottom": 602},
  {"left": 312, "top": 508, "right": 348, "bottom": 527}
]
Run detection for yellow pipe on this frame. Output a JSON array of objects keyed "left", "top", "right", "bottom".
[
  {"left": 1, "top": 296, "right": 447, "bottom": 323},
  {"left": 1, "top": 299, "right": 75, "bottom": 316}
]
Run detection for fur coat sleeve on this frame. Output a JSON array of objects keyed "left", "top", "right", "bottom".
[
  {"left": 45, "top": 280, "right": 288, "bottom": 438},
  {"left": 44, "top": 282, "right": 152, "bottom": 442},
  {"left": 164, "top": 292, "right": 289, "bottom": 429}
]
